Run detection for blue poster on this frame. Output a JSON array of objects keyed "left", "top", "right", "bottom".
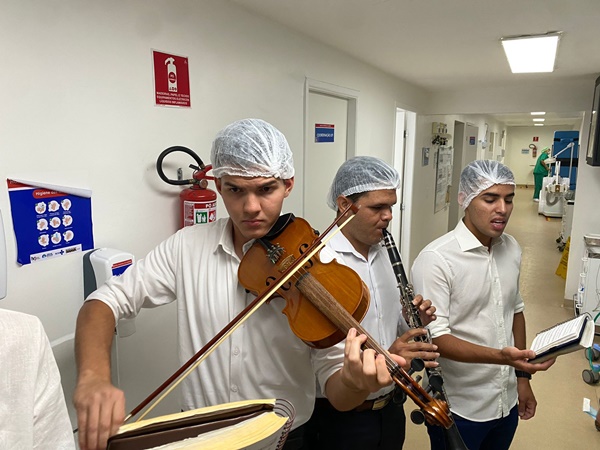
[
  {"left": 315, "top": 123, "right": 335, "bottom": 142},
  {"left": 7, "top": 179, "right": 94, "bottom": 265}
]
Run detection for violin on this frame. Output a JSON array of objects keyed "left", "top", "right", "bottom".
[
  {"left": 125, "top": 207, "right": 461, "bottom": 446},
  {"left": 237, "top": 212, "right": 455, "bottom": 432}
]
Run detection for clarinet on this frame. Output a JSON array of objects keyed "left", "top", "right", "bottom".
[{"left": 381, "top": 228, "right": 468, "bottom": 450}]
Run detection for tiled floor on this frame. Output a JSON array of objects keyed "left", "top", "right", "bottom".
[{"left": 404, "top": 186, "right": 600, "bottom": 448}]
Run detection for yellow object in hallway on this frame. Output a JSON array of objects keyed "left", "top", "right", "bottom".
[{"left": 555, "top": 237, "right": 570, "bottom": 279}]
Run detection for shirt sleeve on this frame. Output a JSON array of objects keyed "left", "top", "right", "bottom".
[
  {"left": 33, "top": 320, "right": 76, "bottom": 450},
  {"left": 311, "top": 340, "right": 345, "bottom": 398},
  {"left": 411, "top": 250, "right": 452, "bottom": 338},
  {"left": 87, "top": 230, "right": 182, "bottom": 322}
]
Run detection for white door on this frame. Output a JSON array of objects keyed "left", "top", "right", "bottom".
[{"left": 304, "top": 91, "right": 349, "bottom": 234}]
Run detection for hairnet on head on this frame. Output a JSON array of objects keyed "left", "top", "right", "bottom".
[
  {"left": 326, "top": 156, "right": 401, "bottom": 210},
  {"left": 458, "top": 160, "right": 515, "bottom": 210},
  {"left": 210, "top": 118, "right": 295, "bottom": 179}
]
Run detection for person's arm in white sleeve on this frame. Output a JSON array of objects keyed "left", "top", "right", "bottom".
[{"left": 34, "top": 321, "right": 76, "bottom": 449}]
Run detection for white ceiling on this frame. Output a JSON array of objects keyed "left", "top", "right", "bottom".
[{"left": 230, "top": 0, "right": 600, "bottom": 127}]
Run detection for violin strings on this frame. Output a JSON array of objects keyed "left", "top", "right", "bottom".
[
  {"left": 290, "top": 261, "right": 429, "bottom": 407},
  {"left": 286, "top": 263, "right": 405, "bottom": 380}
]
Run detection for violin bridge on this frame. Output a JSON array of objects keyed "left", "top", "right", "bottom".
[{"left": 278, "top": 255, "right": 296, "bottom": 273}]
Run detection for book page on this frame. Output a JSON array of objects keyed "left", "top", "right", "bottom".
[
  {"left": 117, "top": 399, "right": 277, "bottom": 434},
  {"left": 147, "top": 412, "right": 288, "bottom": 450},
  {"left": 530, "top": 314, "right": 588, "bottom": 355}
]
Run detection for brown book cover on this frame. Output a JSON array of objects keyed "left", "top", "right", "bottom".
[{"left": 107, "top": 398, "right": 295, "bottom": 450}]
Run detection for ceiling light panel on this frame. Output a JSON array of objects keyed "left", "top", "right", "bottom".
[{"left": 501, "top": 33, "right": 561, "bottom": 73}]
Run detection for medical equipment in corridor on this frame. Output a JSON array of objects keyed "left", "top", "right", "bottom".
[
  {"left": 156, "top": 146, "right": 217, "bottom": 228},
  {"left": 552, "top": 131, "right": 579, "bottom": 191},
  {"left": 538, "top": 142, "right": 575, "bottom": 219},
  {"left": 576, "top": 235, "right": 600, "bottom": 325}
]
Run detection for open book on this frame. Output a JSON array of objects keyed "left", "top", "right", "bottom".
[
  {"left": 107, "top": 398, "right": 295, "bottom": 450},
  {"left": 529, "top": 313, "right": 596, "bottom": 364}
]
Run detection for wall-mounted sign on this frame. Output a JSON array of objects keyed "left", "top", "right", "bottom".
[
  {"left": 315, "top": 123, "right": 335, "bottom": 143},
  {"left": 153, "top": 50, "right": 191, "bottom": 108},
  {"left": 7, "top": 179, "right": 94, "bottom": 265},
  {"left": 469, "top": 136, "right": 476, "bottom": 145}
]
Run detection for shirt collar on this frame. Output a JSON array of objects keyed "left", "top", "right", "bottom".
[
  {"left": 454, "top": 218, "right": 503, "bottom": 252},
  {"left": 325, "top": 225, "right": 382, "bottom": 261},
  {"left": 215, "top": 219, "right": 238, "bottom": 258}
]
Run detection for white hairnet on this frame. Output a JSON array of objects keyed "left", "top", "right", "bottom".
[
  {"left": 458, "top": 160, "right": 515, "bottom": 210},
  {"left": 210, "top": 118, "right": 295, "bottom": 179},
  {"left": 326, "top": 156, "right": 401, "bottom": 210}
]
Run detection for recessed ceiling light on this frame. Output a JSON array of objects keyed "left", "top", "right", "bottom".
[
  {"left": 534, "top": 124, "right": 544, "bottom": 126},
  {"left": 533, "top": 118, "right": 545, "bottom": 122},
  {"left": 530, "top": 112, "right": 546, "bottom": 115},
  {"left": 501, "top": 32, "right": 561, "bottom": 73}
]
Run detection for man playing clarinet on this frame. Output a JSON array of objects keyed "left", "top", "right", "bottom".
[{"left": 303, "top": 156, "right": 439, "bottom": 449}]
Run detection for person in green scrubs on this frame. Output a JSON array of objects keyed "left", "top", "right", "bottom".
[{"left": 533, "top": 147, "right": 551, "bottom": 202}]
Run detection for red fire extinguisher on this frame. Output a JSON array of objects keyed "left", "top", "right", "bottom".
[{"left": 156, "top": 146, "right": 217, "bottom": 228}]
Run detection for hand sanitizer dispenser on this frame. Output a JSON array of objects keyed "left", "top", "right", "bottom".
[
  {"left": 0, "top": 209, "right": 7, "bottom": 300},
  {"left": 83, "top": 248, "right": 136, "bottom": 337}
]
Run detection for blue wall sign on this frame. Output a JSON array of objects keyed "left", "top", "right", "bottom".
[
  {"left": 7, "top": 179, "right": 94, "bottom": 265},
  {"left": 315, "top": 123, "right": 335, "bottom": 143}
]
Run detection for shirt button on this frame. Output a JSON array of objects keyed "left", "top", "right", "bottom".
[
  {"left": 231, "top": 384, "right": 238, "bottom": 393},
  {"left": 233, "top": 347, "right": 240, "bottom": 356}
]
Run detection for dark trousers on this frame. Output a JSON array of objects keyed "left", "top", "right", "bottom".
[
  {"left": 283, "top": 425, "right": 307, "bottom": 450},
  {"left": 300, "top": 397, "right": 406, "bottom": 450},
  {"left": 427, "top": 406, "right": 519, "bottom": 450}
]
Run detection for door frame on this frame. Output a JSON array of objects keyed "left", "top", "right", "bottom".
[
  {"left": 304, "top": 79, "right": 359, "bottom": 198},
  {"left": 394, "top": 106, "right": 416, "bottom": 263}
]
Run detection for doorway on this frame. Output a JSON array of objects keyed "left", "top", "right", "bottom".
[
  {"left": 394, "top": 107, "right": 416, "bottom": 263},
  {"left": 303, "top": 79, "right": 358, "bottom": 234}
]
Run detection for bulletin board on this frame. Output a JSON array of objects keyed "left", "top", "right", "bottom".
[{"left": 434, "top": 147, "right": 453, "bottom": 213}]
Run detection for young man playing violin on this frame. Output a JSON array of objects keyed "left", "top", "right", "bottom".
[
  {"left": 411, "top": 160, "right": 555, "bottom": 450},
  {"left": 73, "top": 119, "right": 406, "bottom": 450},
  {"left": 303, "top": 156, "right": 440, "bottom": 450}
]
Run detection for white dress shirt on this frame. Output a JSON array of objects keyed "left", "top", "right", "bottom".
[
  {"left": 313, "top": 225, "right": 407, "bottom": 400},
  {"left": 91, "top": 218, "right": 318, "bottom": 427},
  {"left": 411, "top": 219, "right": 524, "bottom": 422},
  {"left": 0, "top": 309, "right": 75, "bottom": 449}
]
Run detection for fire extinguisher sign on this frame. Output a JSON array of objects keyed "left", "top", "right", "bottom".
[{"left": 152, "top": 50, "right": 191, "bottom": 108}]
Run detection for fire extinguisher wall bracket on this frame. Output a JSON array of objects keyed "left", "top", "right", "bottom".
[{"left": 156, "top": 146, "right": 217, "bottom": 228}]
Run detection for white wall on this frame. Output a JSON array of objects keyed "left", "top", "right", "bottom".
[
  {"left": 504, "top": 125, "right": 580, "bottom": 186},
  {"left": 0, "top": 0, "right": 430, "bottom": 424},
  {"left": 429, "top": 78, "right": 594, "bottom": 116},
  {"left": 565, "top": 112, "right": 600, "bottom": 303}
]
